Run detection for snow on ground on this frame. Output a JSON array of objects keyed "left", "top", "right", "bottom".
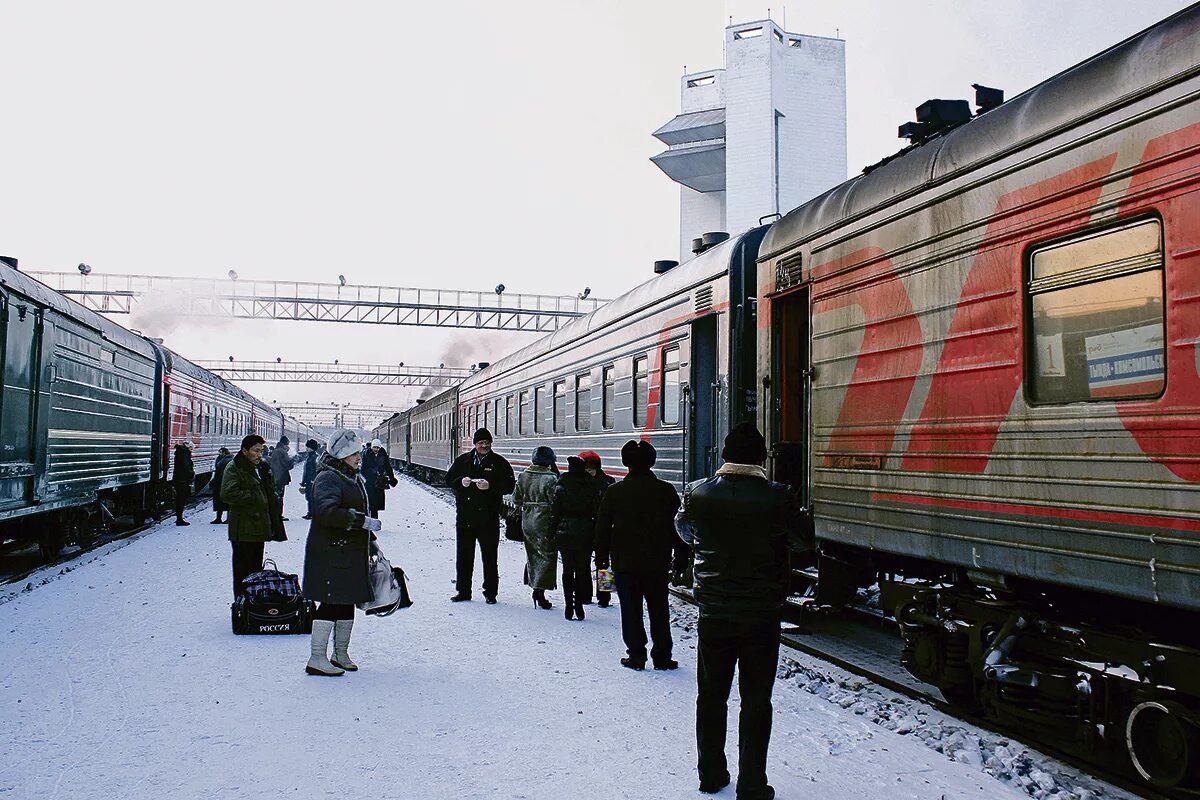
[{"left": 0, "top": 470, "right": 1112, "bottom": 800}]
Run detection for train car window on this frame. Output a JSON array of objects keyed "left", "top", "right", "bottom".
[
  {"left": 575, "top": 373, "right": 592, "bottom": 432},
  {"left": 553, "top": 380, "right": 566, "bottom": 433},
  {"left": 661, "top": 347, "right": 681, "bottom": 425},
  {"left": 633, "top": 355, "right": 649, "bottom": 428},
  {"left": 602, "top": 366, "right": 615, "bottom": 430},
  {"left": 505, "top": 395, "right": 514, "bottom": 436},
  {"left": 494, "top": 399, "right": 502, "bottom": 437},
  {"left": 1028, "top": 219, "right": 1164, "bottom": 404},
  {"left": 535, "top": 385, "right": 547, "bottom": 434},
  {"left": 482, "top": 402, "right": 489, "bottom": 432},
  {"left": 188, "top": 410, "right": 194, "bottom": 433},
  {"left": 519, "top": 390, "right": 529, "bottom": 434}
]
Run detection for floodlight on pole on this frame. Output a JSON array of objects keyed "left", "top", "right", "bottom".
[
  {"left": 77, "top": 263, "right": 92, "bottom": 276},
  {"left": 228, "top": 269, "right": 238, "bottom": 280}
]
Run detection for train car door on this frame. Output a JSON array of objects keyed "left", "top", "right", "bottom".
[
  {"left": 770, "top": 287, "right": 810, "bottom": 504},
  {"left": 0, "top": 293, "right": 43, "bottom": 510},
  {"left": 688, "top": 315, "right": 719, "bottom": 481}
]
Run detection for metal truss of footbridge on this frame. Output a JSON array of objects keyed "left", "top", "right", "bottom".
[
  {"left": 276, "top": 403, "right": 408, "bottom": 430},
  {"left": 196, "top": 360, "right": 472, "bottom": 387},
  {"left": 28, "top": 272, "right": 607, "bottom": 332}
]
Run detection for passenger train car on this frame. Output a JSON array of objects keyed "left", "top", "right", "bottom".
[
  {"left": 376, "top": 230, "right": 765, "bottom": 486},
  {"left": 756, "top": 7, "right": 1200, "bottom": 788},
  {"left": 0, "top": 258, "right": 312, "bottom": 560}
]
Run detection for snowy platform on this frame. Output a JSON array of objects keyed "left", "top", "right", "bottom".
[{"left": 1, "top": 473, "right": 1128, "bottom": 799}]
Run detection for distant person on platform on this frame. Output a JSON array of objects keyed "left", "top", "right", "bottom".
[
  {"left": 172, "top": 441, "right": 195, "bottom": 526},
  {"left": 675, "top": 422, "right": 810, "bottom": 800},
  {"left": 446, "top": 428, "right": 515, "bottom": 604},
  {"left": 269, "top": 436, "right": 292, "bottom": 520},
  {"left": 299, "top": 439, "right": 321, "bottom": 520},
  {"left": 361, "top": 438, "right": 398, "bottom": 519},
  {"left": 594, "top": 440, "right": 686, "bottom": 671},
  {"left": 211, "top": 446, "right": 233, "bottom": 524},
  {"left": 579, "top": 450, "right": 615, "bottom": 608},
  {"left": 221, "top": 434, "right": 287, "bottom": 599},
  {"left": 302, "top": 429, "right": 382, "bottom": 677}
]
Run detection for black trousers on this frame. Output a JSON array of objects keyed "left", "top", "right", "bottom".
[
  {"left": 173, "top": 482, "right": 190, "bottom": 520},
  {"left": 614, "top": 570, "right": 672, "bottom": 664},
  {"left": 696, "top": 614, "right": 781, "bottom": 797},
  {"left": 231, "top": 541, "right": 265, "bottom": 598},
  {"left": 455, "top": 517, "right": 499, "bottom": 598},
  {"left": 314, "top": 602, "right": 354, "bottom": 621},
  {"left": 559, "top": 546, "right": 591, "bottom": 606}
]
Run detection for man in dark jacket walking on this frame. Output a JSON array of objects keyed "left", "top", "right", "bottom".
[
  {"left": 172, "top": 442, "right": 195, "bottom": 526},
  {"left": 268, "top": 436, "right": 292, "bottom": 521},
  {"left": 211, "top": 447, "right": 233, "bottom": 524},
  {"left": 446, "top": 428, "right": 515, "bottom": 604},
  {"left": 222, "top": 434, "right": 288, "bottom": 598},
  {"left": 299, "top": 439, "right": 320, "bottom": 520},
  {"left": 675, "top": 423, "right": 809, "bottom": 800},
  {"left": 594, "top": 440, "right": 686, "bottom": 671}
]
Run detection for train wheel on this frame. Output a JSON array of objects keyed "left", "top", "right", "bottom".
[
  {"left": 1127, "top": 701, "right": 1198, "bottom": 788},
  {"left": 38, "top": 528, "right": 64, "bottom": 562},
  {"left": 937, "top": 681, "right": 980, "bottom": 710}
]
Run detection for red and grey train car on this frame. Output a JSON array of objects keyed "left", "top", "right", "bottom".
[
  {"left": 0, "top": 258, "right": 298, "bottom": 560},
  {"left": 757, "top": 6, "right": 1200, "bottom": 787}
]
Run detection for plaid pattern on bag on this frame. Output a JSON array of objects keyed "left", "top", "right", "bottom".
[{"left": 240, "top": 559, "right": 303, "bottom": 603}]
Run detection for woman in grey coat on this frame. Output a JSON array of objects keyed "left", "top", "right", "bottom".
[
  {"left": 302, "top": 429, "right": 382, "bottom": 676},
  {"left": 513, "top": 446, "right": 559, "bottom": 609}
]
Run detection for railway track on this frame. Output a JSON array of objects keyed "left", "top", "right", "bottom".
[{"left": 0, "top": 495, "right": 214, "bottom": 589}]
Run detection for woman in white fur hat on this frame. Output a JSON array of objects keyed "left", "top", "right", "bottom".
[{"left": 301, "top": 429, "right": 382, "bottom": 676}]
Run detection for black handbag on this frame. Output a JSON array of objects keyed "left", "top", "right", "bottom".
[{"left": 504, "top": 511, "right": 524, "bottom": 542}]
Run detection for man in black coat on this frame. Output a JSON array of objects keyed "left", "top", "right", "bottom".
[
  {"left": 594, "top": 440, "right": 686, "bottom": 671},
  {"left": 299, "top": 439, "right": 321, "bottom": 520},
  {"left": 675, "top": 423, "right": 809, "bottom": 800},
  {"left": 211, "top": 447, "right": 233, "bottom": 524},
  {"left": 361, "top": 438, "right": 397, "bottom": 519},
  {"left": 172, "top": 442, "right": 195, "bottom": 526},
  {"left": 445, "top": 428, "right": 515, "bottom": 604}
]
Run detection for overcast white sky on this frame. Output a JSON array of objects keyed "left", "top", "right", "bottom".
[{"left": 0, "top": 0, "right": 1191, "bottom": 419}]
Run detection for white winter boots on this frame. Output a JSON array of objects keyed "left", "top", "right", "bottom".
[
  {"left": 331, "top": 619, "right": 358, "bottom": 671},
  {"left": 306, "top": 620, "right": 345, "bottom": 676}
]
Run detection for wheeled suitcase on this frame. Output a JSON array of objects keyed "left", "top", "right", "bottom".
[{"left": 231, "top": 560, "right": 315, "bottom": 635}]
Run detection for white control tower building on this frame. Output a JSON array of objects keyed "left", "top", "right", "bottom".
[{"left": 651, "top": 19, "right": 847, "bottom": 263}]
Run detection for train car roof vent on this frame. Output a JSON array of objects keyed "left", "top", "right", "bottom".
[
  {"left": 701, "top": 231, "right": 730, "bottom": 248},
  {"left": 0, "top": 256, "right": 17, "bottom": 269},
  {"left": 476, "top": 361, "right": 490, "bottom": 370},
  {"left": 415, "top": 398, "right": 426, "bottom": 404},
  {"left": 898, "top": 98, "right": 971, "bottom": 144},
  {"left": 972, "top": 83, "right": 1004, "bottom": 114},
  {"left": 691, "top": 237, "right": 705, "bottom": 255},
  {"left": 654, "top": 260, "right": 679, "bottom": 275}
]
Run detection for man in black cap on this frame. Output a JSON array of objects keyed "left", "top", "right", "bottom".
[
  {"left": 675, "top": 422, "right": 810, "bottom": 800},
  {"left": 594, "top": 439, "right": 686, "bottom": 671},
  {"left": 446, "top": 428, "right": 515, "bottom": 604}
]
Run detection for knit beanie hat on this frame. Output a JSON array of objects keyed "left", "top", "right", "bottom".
[
  {"left": 473, "top": 428, "right": 493, "bottom": 443},
  {"left": 329, "top": 429, "right": 361, "bottom": 460},
  {"left": 531, "top": 446, "right": 556, "bottom": 466},
  {"left": 620, "top": 440, "right": 656, "bottom": 470},
  {"left": 566, "top": 456, "right": 586, "bottom": 474},
  {"left": 721, "top": 422, "right": 768, "bottom": 465},
  {"left": 371, "top": 438, "right": 382, "bottom": 448}
]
